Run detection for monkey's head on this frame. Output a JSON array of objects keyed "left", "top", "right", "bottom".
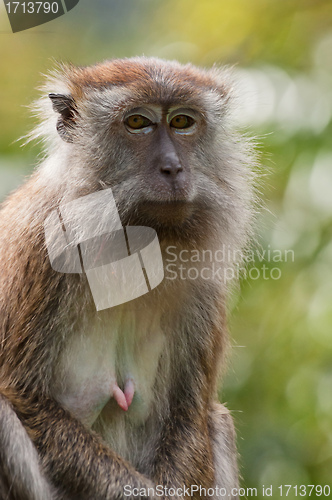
[{"left": 34, "top": 57, "right": 255, "bottom": 248}]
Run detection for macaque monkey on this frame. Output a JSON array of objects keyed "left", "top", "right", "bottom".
[{"left": 0, "top": 57, "right": 255, "bottom": 500}]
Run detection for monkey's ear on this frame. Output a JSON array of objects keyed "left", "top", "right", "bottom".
[{"left": 49, "top": 93, "right": 77, "bottom": 143}]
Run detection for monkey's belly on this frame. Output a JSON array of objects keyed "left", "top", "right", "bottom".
[{"left": 52, "top": 311, "right": 166, "bottom": 429}]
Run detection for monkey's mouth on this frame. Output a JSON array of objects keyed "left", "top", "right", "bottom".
[
  {"left": 119, "top": 199, "right": 195, "bottom": 231},
  {"left": 135, "top": 200, "right": 195, "bottom": 225}
]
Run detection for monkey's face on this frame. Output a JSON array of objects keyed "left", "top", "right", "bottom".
[
  {"left": 47, "top": 58, "right": 252, "bottom": 243},
  {"left": 104, "top": 102, "right": 203, "bottom": 227}
]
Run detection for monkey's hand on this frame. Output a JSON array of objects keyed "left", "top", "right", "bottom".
[{"left": 8, "top": 392, "right": 157, "bottom": 500}]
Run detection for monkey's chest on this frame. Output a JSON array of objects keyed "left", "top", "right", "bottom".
[{"left": 52, "top": 311, "right": 166, "bottom": 429}]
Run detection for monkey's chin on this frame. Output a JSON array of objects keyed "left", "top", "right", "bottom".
[{"left": 133, "top": 200, "right": 195, "bottom": 227}]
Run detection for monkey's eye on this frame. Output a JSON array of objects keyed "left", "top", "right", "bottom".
[
  {"left": 170, "top": 115, "right": 195, "bottom": 130},
  {"left": 125, "top": 115, "right": 153, "bottom": 132}
]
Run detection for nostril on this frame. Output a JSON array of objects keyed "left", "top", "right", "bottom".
[{"left": 160, "top": 164, "right": 183, "bottom": 176}]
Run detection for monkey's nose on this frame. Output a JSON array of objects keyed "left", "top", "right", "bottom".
[
  {"left": 155, "top": 153, "right": 189, "bottom": 194},
  {"left": 160, "top": 161, "right": 183, "bottom": 178}
]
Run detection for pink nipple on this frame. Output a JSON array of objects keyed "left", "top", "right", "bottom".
[
  {"left": 124, "top": 378, "right": 135, "bottom": 408},
  {"left": 112, "top": 379, "right": 135, "bottom": 411}
]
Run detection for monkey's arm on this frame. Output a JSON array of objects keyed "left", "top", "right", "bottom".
[
  {"left": 4, "top": 390, "right": 155, "bottom": 500},
  {"left": 150, "top": 349, "right": 216, "bottom": 500},
  {"left": 150, "top": 300, "right": 239, "bottom": 500},
  {"left": 0, "top": 394, "right": 57, "bottom": 500},
  {"left": 153, "top": 406, "right": 214, "bottom": 498},
  {"left": 151, "top": 399, "right": 239, "bottom": 500}
]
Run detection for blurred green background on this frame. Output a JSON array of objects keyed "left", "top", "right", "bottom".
[{"left": 0, "top": 1, "right": 331, "bottom": 498}]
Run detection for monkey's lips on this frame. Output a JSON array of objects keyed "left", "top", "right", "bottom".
[{"left": 137, "top": 200, "right": 195, "bottom": 225}]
